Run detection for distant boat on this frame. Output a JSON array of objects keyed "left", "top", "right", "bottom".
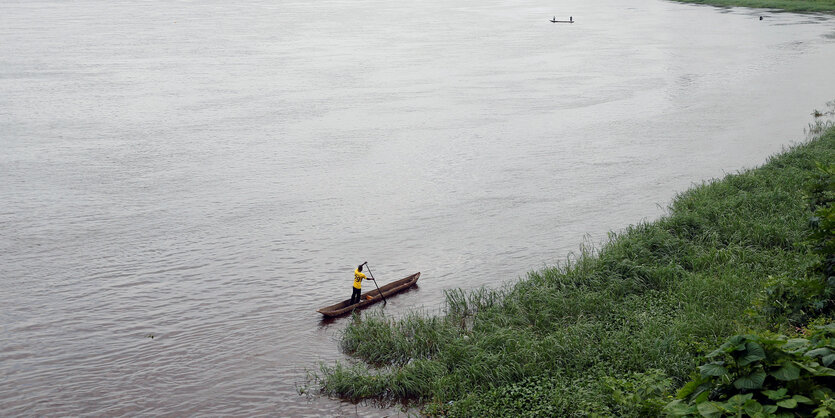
[{"left": 550, "top": 16, "right": 574, "bottom": 23}]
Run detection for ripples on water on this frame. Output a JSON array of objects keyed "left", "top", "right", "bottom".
[{"left": 1, "top": 0, "right": 834, "bottom": 415}]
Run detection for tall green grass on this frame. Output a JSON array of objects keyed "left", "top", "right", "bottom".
[{"left": 314, "top": 128, "right": 835, "bottom": 416}]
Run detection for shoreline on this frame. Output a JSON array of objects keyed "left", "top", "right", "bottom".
[
  {"left": 313, "top": 125, "right": 835, "bottom": 415},
  {"left": 670, "top": 0, "right": 835, "bottom": 13}
]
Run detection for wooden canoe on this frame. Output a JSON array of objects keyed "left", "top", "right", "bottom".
[{"left": 317, "top": 272, "right": 420, "bottom": 317}]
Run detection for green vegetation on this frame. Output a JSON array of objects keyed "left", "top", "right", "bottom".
[
  {"left": 665, "top": 322, "right": 835, "bottom": 417},
  {"left": 754, "top": 161, "right": 835, "bottom": 326},
  {"left": 663, "top": 157, "right": 835, "bottom": 417},
  {"left": 311, "top": 127, "right": 835, "bottom": 416},
  {"left": 670, "top": 0, "right": 835, "bottom": 13}
]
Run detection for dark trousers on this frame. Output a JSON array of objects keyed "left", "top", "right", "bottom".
[{"left": 350, "top": 287, "right": 362, "bottom": 305}]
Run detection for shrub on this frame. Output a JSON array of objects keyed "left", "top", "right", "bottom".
[
  {"left": 754, "top": 162, "right": 835, "bottom": 325},
  {"left": 806, "top": 162, "right": 835, "bottom": 282},
  {"left": 602, "top": 369, "right": 675, "bottom": 416},
  {"left": 664, "top": 323, "right": 835, "bottom": 417},
  {"left": 755, "top": 274, "right": 830, "bottom": 326}
]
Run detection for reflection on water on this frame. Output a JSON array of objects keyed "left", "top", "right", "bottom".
[{"left": 1, "top": 0, "right": 834, "bottom": 414}]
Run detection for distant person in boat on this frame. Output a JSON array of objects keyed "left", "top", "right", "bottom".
[{"left": 350, "top": 263, "right": 372, "bottom": 305}]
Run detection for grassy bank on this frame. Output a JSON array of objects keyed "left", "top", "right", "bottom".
[
  {"left": 670, "top": 0, "right": 835, "bottom": 13},
  {"left": 313, "top": 127, "right": 834, "bottom": 416}
]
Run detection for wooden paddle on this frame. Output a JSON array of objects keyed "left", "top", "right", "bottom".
[{"left": 363, "top": 261, "right": 387, "bottom": 305}]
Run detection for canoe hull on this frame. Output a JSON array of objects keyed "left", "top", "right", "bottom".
[{"left": 317, "top": 272, "right": 420, "bottom": 317}]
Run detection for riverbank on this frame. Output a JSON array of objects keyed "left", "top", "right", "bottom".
[
  {"left": 671, "top": 0, "right": 835, "bottom": 13},
  {"left": 312, "top": 126, "right": 835, "bottom": 415}
]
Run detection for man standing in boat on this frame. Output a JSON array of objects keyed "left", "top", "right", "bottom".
[{"left": 350, "top": 263, "right": 373, "bottom": 305}]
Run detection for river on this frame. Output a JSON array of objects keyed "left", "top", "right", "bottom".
[{"left": 1, "top": 0, "right": 834, "bottom": 415}]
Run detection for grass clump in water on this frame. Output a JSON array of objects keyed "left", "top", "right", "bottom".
[{"left": 315, "top": 128, "right": 835, "bottom": 415}]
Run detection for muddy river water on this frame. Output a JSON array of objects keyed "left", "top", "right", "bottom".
[{"left": 2, "top": 0, "right": 834, "bottom": 415}]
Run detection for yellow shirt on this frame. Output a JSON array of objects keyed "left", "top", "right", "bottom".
[{"left": 353, "top": 269, "right": 366, "bottom": 289}]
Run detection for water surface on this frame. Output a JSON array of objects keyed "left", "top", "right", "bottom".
[{"left": 2, "top": 0, "right": 834, "bottom": 415}]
